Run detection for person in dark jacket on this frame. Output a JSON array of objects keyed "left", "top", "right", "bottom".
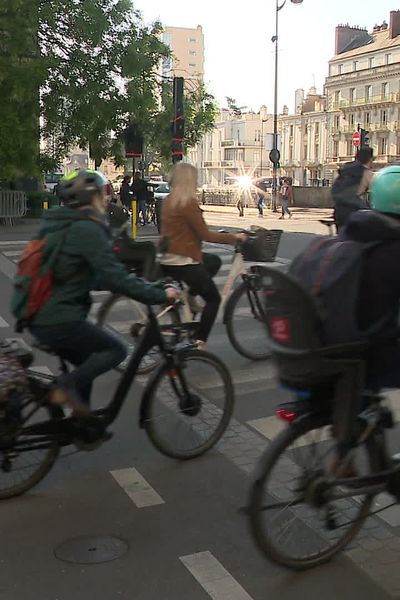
[
  {"left": 131, "top": 172, "right": 148, "bottom": 225},
  {"left": 26, "top": 169, "right": 177, "bottom": 413},
  {"left": 333, "top": 147, "right": 374, "bottom": 230},
  {"left": 343, "top": 165, "right": 400, "bottom": 389},
  {"left": 119, "top": 175, "right": 131, "bottom": 208}
]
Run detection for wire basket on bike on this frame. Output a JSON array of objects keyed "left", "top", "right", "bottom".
[{"left": 241, "top": 228, "right": 282, "bottom": 262}]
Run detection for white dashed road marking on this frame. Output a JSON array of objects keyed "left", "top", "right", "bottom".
[
  {"left": 0, "top": 316, "right": 9, "bottom": 328},
  {"left": 180, "top": 551, "right": 254, "bottom": 600},
  {"left": 110, "top": 467, "right": 164, "bottom": 508}
]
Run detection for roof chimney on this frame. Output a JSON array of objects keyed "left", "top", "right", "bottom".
[
  {"left": 335, "top": 24, "right": 368, "bottom": 54},
  {"left": 390, "top": 10, "right": 400, "bottom": 39}
]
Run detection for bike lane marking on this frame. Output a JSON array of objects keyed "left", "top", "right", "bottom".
[
  {"left": 180, "top": 551, "right": 254, "bottom": 600},
  {"left": 0, "top": 316, "right": 9, "bottom": 328},
  {"left": 110, "top": 467, "right": 165, "bottom": 508}
]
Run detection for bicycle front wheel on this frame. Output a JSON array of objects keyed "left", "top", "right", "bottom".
[
  {"left": 97, "top": 294, "right": 180, "bottom": 375},
  {"left": 225, "top": 282, "right": 271, "bottom": 360},
  {"left": 249, "top": 415, "right": 378, "bottom": 570},
  {"left": 143, "top": 349, "right": 234, "bottom": 459},
  {"left": 0, "top": 398, "right": 60, "bottom": 499}
]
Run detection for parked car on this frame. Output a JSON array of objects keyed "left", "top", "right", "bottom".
[{"left": 153, "top": 182, "right": 170, "bottom": 201}]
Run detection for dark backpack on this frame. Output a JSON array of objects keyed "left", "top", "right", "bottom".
[
  {"left": 289, "top": 236, "right": 381, "bottom": 345},
  {"left": 331, "top": 161, "right": 365, "bottom": 210},
  {"left": 11, "top": 227, "right": 71, "bottom": 331}
]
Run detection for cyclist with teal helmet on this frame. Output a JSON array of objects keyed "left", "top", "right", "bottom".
[
  {"left": 21, "top": 169, "right": 177, "bottom": 414},
  {"left": 342, "top": 164, "right": 400, "bottom": 389}
]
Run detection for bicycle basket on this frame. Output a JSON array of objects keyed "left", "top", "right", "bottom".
[{"left": 241, "top": 228, "right": 282, "bottom": 262}]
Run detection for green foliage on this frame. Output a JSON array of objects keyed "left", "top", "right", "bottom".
[
  {"left": 0, "top": 0, "right": 216, "bottom": 180},
  {"left": 150, "top": 80, "right": 217, "bottom": 167}
]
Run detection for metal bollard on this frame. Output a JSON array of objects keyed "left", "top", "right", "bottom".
[{"left": 131, "top": 199, "right": 137, "bottom": 239}]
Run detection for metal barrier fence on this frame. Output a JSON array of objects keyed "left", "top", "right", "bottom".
[{"left": 0, "top": 191, "right": 28, "bottom": 226}]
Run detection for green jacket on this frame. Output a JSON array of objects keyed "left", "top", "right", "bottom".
[{"left": 30, "top": 207, "right": 166, "bottom": 325}]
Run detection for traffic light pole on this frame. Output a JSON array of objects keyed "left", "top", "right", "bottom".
[{"left": 172, "top": 77, "right": 185, "bottom": 164}]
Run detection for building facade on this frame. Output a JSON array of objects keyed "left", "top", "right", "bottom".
[
  {"left": 188, "top": 106, "right": 275, "bottom": 187},
  {"left": 325, "top": 11, "right": 400, "bottom": 173},
  {"left": 279, "top": 88, "right": 328, "bottom": 186},
  {"left": 162, "top": 25, "right": 204, "bottom": 82}
]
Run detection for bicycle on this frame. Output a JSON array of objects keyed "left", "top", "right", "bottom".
[
  {"left": 0, "top": 305, "right": 234, "bottom": 499},
  {"left": 247, "top": 264, "right": 400, "bottom": 569},
  {"left": 97, "top": 227, "right": 284, "bottom": 373}
]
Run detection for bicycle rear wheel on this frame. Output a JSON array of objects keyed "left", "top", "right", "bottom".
[
  {"left": 0, "top": 397, "right": 60, "bottom": 499},
  {"left": 97, "top": 294, "right": 180, "bottom": 375},
  {"left": 143, "top": 349, "right": 234, "bottom": 459},
  {"left": 225, "top": 281, "right": 271, "bottom": 360},
  {"left": 249, "top": 415, "right": 378, "bottom": 569}
]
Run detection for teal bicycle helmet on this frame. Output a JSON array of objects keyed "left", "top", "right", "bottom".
[
  {"left": 58, "top": 169, "right": 108, "bottom": 207},
  {"left": 370, "top": 165, "right": 400, "bottom": 215}
]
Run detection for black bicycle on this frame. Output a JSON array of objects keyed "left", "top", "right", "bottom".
[
  {"left": 0, "top": 306, "right": 234, "bottom": 499},
  {"left": 247, "top": 264, "right": 400, "bottom": 569}
]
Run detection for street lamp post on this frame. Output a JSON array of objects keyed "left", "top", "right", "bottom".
[{"left": 271, "top": 0, "right": 303, "bottom": 212}]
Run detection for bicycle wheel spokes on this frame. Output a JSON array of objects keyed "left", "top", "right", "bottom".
[
  {"left": 96, "top": 296, "right": 179, "bottom": 375},
  {"left": 145, "top": 350, "right": 234, "bottom": 459},
  {"left": 0, "top": 401, "right": 59, "bottom": 499},
  {"left": 250, "top": 420, "right": 375, "bottom": 569},
  {"left": 226, "top": 284, "right": 271, "bottom": 360}
]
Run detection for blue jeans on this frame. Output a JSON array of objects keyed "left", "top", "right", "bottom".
[{"left": 30, "top": 321, "right": 127, "bottom": 405}]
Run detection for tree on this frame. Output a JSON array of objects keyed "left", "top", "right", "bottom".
[
  {"left": 225, "top": 96, "right": 247, "bottom": 117},
  {"left": 38, "top": 0, "right": 169, "bottom": 169},
  {"left": 0, "top": 1, "right": 45, "bottom": 180}
]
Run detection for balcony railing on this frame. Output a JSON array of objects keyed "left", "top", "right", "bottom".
[
  {"left": 369, "top": 122, "right": 390, "bottom": 131},
  {"left": 221, "top": 140, "right": 235, "bottom": 147},
  {"left": 332, "top": 93, "right": 400, "bottom": 110}
]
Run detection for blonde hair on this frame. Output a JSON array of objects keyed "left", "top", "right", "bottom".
[{"left": 168, "top": 162, "right": 198, "bottom": 208}]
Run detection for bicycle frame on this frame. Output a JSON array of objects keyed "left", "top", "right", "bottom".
[{"left": 16, "top": 309, "right": 177, "bottom": 449}]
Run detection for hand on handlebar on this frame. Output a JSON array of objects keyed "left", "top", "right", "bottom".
[
  {"left": 165, "top": 286, "right": 181, "bottom": 303},
  {"left": 235, "top": 232, "right": 248, "bottom": 243}
]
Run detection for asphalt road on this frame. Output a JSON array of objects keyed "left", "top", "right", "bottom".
[{"left": 0, "top": 221, "right": 397, "bottom": 600}]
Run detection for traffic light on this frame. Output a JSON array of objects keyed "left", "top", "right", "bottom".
[
  {"left": 124, "top": 124, "right": 143, "bottom": 157},
  {"left": 360, "top": 128, "right": 370, "bottom": 148},
  {"left": 171, "top": 77, "right": 184, "bottom": 163}
]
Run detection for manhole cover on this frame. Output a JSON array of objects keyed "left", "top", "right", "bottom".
[{"left": 54, "top": 536, "right": 129, "bottom": 564}]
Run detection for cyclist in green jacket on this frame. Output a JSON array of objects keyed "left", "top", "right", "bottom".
[{"left": 27, "top": 170, "right": 177, "bottom": 413}]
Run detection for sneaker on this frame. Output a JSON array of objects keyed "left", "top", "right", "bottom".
[
  {"left": 196, "top": 340, "right": 208, "bottom": 351},
  {"left": 50, "top": 388, "right": 90, "bottom": 417}
]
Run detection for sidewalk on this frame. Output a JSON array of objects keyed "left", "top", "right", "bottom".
[{"left": 202, "top": 205, "right": 334, "bottom": 235}]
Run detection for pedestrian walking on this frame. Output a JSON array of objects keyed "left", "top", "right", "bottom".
[
  {"left": 131, "top": 171, "right": 148, "bottom": 225},
  {"left": 279, "top": 179, "right": 293, "bottom": 219},
  {"left": 256, "top": 190, "right": 265, "bottom": 218},
  {"left": 236, "top": 194, "right": 245, "bottom": 217}
]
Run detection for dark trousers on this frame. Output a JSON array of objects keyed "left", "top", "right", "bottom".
[
  {"left": 162, "top": 253, "right": 221, "bottom": 342},
  {"left": 30, "top": 321, "right": 127, "bottom": 405}
]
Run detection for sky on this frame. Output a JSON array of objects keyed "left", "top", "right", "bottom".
[{"left": 132, "top": 0, "right": 398, "bottom": 113}]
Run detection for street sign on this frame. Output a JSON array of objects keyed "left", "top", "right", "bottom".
[
  {"left": 269, "top": 149, "right": 280, "bottom": 166},
  {"left": 352, "top": 131, "right": 361, "bottom": 147}
]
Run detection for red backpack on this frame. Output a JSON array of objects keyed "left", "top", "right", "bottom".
[{"left": 11, "top": 228, "right": 70, "bottom": 331}]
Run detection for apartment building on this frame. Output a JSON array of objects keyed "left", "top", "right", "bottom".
[
  {"left": 279, "top": 88, "right": 328, "bottom": 186},
  {"left": 162, "top": 25, "right": 204, "bottom": 82},
  {"left": 188, "top": 106, "right": 275, "bottom": 187},
  {"left": 325, "top": 11, "right": 400, "bottom": 171}
]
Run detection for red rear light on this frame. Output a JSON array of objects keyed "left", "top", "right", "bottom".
[
  {"left": 276, "top": 408, "right": 297, "bottom": 423},
  {"left": 269, "top": 316, "right": 290, "bottom": 343},
  {"left": 112, "top": 244, "right": 120, "bottom": 253}
]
